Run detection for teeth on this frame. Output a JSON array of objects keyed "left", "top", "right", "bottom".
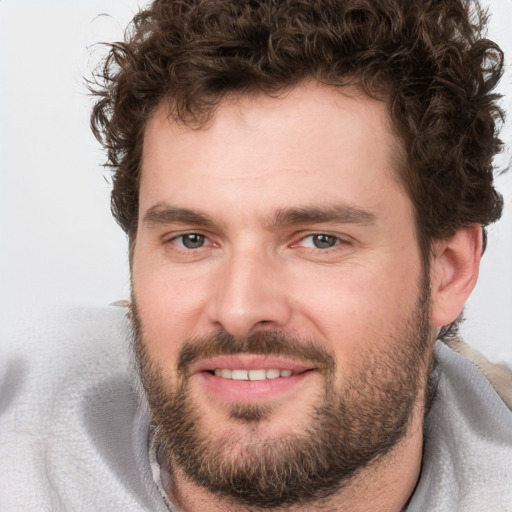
[
  {"left": 213, "top": 369, "right": 295, "bottom": 381},
  {"left": 248, "top": 369, "right": 266, "bottom": 381},
  {"left": 231, "top": 369, "right": 248, "bottom": 381},
  {"left": 265, "top": 369, "right": 280, "bottom": 379}
]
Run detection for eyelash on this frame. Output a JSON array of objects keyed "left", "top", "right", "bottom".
[
  {"left": 166, "top": 232, "right": 349, "bottom": 253},
  {"left": 167, "top": 233, "right": 212, "bottom": 250},
  {"left": 164, "top": 231, "right": 351, "bottom": 261},
  {"left": 294, "top": 233, "right": 343, "bottom": 250},
  {"left": 295, "top": 233, "right": 356, "bottom": 259}
]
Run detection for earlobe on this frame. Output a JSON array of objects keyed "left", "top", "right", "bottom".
[{"left": 430, "top": 224, "right": 483, "bottom": 328}]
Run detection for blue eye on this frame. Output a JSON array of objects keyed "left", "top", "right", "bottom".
[
  {"left": 178, "top": 233, "right": 206, "bottom": 249},
  {"left": 311, "top": 234, "right": 338, "bottom": 249},
  {"left": 299, "top": 234, "right": 339, "bottom": 249}
]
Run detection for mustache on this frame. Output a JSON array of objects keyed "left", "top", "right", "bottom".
[{"left": 177, "top": 330, "right": 335, "bottom": 376}]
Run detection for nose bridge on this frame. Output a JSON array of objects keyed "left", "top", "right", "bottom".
[{"left": 210, "top": 242, "right": 291, "bottom": 337}]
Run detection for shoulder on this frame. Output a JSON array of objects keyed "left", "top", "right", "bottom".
[
  {"left": 407, "top": 339, "right": 512, "bottom": 511},
  {"left": 0, "top": 305, "right": 166, "bottom": 511},
  {"left": 0, "top": 304, "right": 134, "bottom": 412},
  {"left": 444, "top": 337, "right": 512, "bottom": 410}
]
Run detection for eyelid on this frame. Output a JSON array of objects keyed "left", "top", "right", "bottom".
[
  {"left": 300, "top": 234, "right": 338, "bottom": 249},
  {"left": 164, "top": 230, "right": 217, "bottom": 248},
  {"left": 290, "top": 231, "right": 351, "bottom": 247}
]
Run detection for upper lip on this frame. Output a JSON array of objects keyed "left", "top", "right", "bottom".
[{"left": 191, "top": 355, "right": 315, "bottom": 375}]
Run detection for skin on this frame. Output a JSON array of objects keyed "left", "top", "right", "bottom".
[{"left": 132, "top": 81, "right": 482, "bottom": 511}]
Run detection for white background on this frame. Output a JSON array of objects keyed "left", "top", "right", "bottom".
[{"left": 0, "top": 0, "right": 510, "bottom": 361}]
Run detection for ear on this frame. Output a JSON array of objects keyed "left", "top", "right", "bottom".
[{"left": 430, "top": 224, "right": 483, "bottom": 328}]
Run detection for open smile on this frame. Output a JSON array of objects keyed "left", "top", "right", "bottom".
[
  {"left": 211, "top": 368, "right": 296, "bottom": 380},
  {"left": 193, "top": 355, "right": 317, "bottom": 401}
]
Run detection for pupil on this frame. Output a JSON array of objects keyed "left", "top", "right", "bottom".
[
  {"left": 183, "top": 234, "right": 205, "bottom": 249},
  {"left": 313, "top": 234, "right": 336, "bottom": 249}
]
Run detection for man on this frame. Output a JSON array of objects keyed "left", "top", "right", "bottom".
[{"left": 1, "top": 0, "right": 511, "bottom": 511}]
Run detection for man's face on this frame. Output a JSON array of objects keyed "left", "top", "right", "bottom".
[{"left": 131, "top": 82, "right": 435, "bottom": 506}]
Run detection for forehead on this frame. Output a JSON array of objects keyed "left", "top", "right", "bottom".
[{"left": 139, "top": 81, "right": 407, "bottom": 220}]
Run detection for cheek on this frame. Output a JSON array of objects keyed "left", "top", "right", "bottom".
[
  {"left": 132, "top": 261, "right": 206, "bottom": 365},
  {"left": 291, "top": 258, "right": 423, "bottom": 354}
]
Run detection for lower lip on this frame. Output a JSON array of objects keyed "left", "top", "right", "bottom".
[{"left": 198, "top": 371, "right": 314, "bottom": 402}]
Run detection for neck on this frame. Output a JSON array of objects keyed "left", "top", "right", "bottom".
[{"left": 160, "top": 400, "right": 425, "bottom": 512}]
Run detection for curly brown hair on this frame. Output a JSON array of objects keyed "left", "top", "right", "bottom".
[{"left": 90, "top": 0, "right": 505, "bottom": 259}]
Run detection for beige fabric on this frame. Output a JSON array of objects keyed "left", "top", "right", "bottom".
[{"left": 445, "top": 338, "right": 512, "bottom": 411}]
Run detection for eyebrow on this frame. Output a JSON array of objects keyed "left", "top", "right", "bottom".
[
  {"left": 270, "top": 205, "right": 377, "bottom": 227},
  {"left": 142, "top": 202, "right": 377, "bottom": 230},
  {"left": 143, "top": 203, "right": 215, "bottom": 228}
]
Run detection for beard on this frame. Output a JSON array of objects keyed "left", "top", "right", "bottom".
[{"left": 131, "top": 280, "right": 434, "bottom": 510}]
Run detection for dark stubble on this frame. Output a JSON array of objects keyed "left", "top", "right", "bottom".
[{"left": 131, "top": 281, "right": 434, "bottom": 509}]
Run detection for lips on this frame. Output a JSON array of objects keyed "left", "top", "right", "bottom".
[
  {"left": 192, "top": 355, "right": 316, "bottom": 402},
  {"left": 213, "top": 368, "right": 294, "bottom": 380},
  {"left": 192, "top": 355, "right": 313, "bottom": 376}
]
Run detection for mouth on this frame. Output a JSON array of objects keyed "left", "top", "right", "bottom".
[
  {"left": 192, "top": 355, "right": 317, "bottom": 402},
  {"left": 209, "top": 368, "right": 296, "bottom": 380}
]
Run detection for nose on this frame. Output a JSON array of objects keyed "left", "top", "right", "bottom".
[{"left": 208, "top": 247, "right": 292, "bottom": 337}]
